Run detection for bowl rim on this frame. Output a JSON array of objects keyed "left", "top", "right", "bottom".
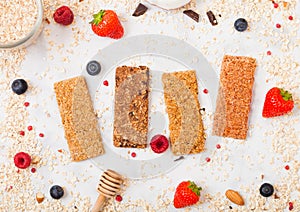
[{"left": 0, "top": 0, "right": 44, "bottom": 49}]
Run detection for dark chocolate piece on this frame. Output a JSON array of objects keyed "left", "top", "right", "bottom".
[
  {"left": 183, "top": 10, "right": 199, "bottom": 22},
  {"left": 206, "top": 10, "right": 218, "bottom": 26},
  {"left": 132, "top": 3, "right": 148, "bottom": 17}
]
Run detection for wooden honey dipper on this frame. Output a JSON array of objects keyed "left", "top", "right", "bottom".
[{"left": 91, "top": 169, "right": 123, "bottom": 212}]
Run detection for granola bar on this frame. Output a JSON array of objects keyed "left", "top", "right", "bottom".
[
  {"left": 212, "top": 55, "right": 257, "bottom": 140},
  {"left": 54, "top": 76, "right": 104, "bottom": 161},
  {"left": 113, "top": 66, "right": 149, "bottom": 148},
  {"left": 162, "top": 70, "right": 206, "bottom": 155}
]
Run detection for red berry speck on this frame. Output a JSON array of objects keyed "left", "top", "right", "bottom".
[
  {"left": 203, "top": 89, "right": 209, "bottom": 94},
  {"left": 24, "top": 102, "right": 30, "bottom": 107},
  {"left": 289, "top": 202, "right": 294, "bottom": 210},
  {"left": 27, "top": 126, "right": 33, "bottom": 131},
  {"left": 39, "top": 133, "right": 44, "bottom": 137},
  {"left": 131, "top": 152, "right": 136, "bottom": 158},
  {"left": 267, "top": 51, "right": 272, "bottom": 55},
  {"left": 216, "top": 144, "right": 221, "bottom": 149},
  {"left": 31, "top": 168, "right": 36, "bottom": 173},
  {"left": 273, "top": 3, "right": 278, "bottom": 8},
  {"left": 285, "top": 165, "right": 290, "bottom": 170},
  {"left": 276, "top": 23, "right": 281, "bottom": 28},
  {"left": 19, "top": 131, "right": 25, "bottom": 136},
  {"left": 205, "top": 157, "right": 211, "bottom": 162},
  {"left": 288, "top": 16, "right": 293, "bottom": 20},
  {"left": 103, "top": 80, "right": 109, "bottom": 86},
  {"left": 115, "top": 195, "right": 123, "bottom": 202}
]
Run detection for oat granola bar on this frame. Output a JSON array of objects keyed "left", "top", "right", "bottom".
[
  {"left": 54, "top": 76, "right": 104, "bottom": 161},
  {"left": 213, "top": 55, "right": 257, "bottom": 140},
  {"left": 162, "top": 70, "right": 206, "bottom": 155},
  {"left": 113, "top": 66, "right": 149, "bottom": 148}
]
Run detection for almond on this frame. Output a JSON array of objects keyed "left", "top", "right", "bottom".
[
  {"left": 36, "top": 192, "right": 44, "bottom": 203},
  {"left": 225, "top": 189, "right": 244, "bottom": 206}
]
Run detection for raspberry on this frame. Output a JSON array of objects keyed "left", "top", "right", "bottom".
[
  {"left": 14, "top": 152, "right": 31, "bottom": 169},
  {"left": 150, "top": 135, "right": 169, "bottom": 153},
  {"left": 53, "top": 6, "right": 74, "bottom": 26}
]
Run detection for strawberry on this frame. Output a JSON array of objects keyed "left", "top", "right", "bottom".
[
  {"left": 262, "top": 87, "right": 294, "bottom": 118},
  {"left": 90, "top": 10, "right": 124, "bottom": 39},
  {"left": 173, "top": 181, "right": 202, "bottom": 208},
  {"left": 53, "top": 6, "right": 74, "bottom": 26}
]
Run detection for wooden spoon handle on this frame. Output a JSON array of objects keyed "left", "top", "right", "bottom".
[{"left": 91, "top": 194, "right": 106, "bottom": 212}]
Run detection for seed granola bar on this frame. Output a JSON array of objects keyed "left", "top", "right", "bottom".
[
  {"left": 162, "top": 70, "right": 206, "bottom": 155},
  {"left": 54, "top": 76, "right": 104, "bottom": 161}
]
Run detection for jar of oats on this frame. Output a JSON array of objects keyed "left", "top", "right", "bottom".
[{"left": 0, "top": 0, "right": 44, "bottom": 49}]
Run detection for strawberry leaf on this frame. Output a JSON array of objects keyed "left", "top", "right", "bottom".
[
  {"left": 90, "top": 10, "right": 105, "bottom": 25},
  {"left": 279, "top": 88, "right": 293, "bottom": 101},
  {"left": 187, "top": 181, "right": 202, "bottom": 196}
]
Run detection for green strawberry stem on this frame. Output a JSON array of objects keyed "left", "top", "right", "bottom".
[
  {"left": 90, "top": 10, "right": 105, "bottom": 25},
  {"left": 280, "top": 88, "right": 293, "bottom": 101},
  {"left": 188, "top": 181, "right": 202, "bottom": 196}
]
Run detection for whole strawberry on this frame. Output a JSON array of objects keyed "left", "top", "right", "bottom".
[
  {"left": 173, "top": 181, "right": 202, "bottom": 209},
  {"left": 262, "top": 87, "right": 294, "bottom": 118},
  {"left": 53, "top": 6, "right": 74, "bottom": 26},
  {"left": 90, "top": 10, "right": 124, "bottom": 39}
]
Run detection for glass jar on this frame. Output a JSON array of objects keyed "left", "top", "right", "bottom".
[{"left": 0, "top": 0, "right": 44, "bottom": 50}]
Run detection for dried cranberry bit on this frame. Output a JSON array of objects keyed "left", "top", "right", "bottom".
[
  {"left": 289, "top": 202, "right": 293, "bottom": 210},
  {"left": 39, "top": 133, "right": 44, "bottom": 138},
  {"left": 19, "top": 131, "right": 25, "bottom": 136},
  {"left": 115, "top": 195, "right": 123, "bottom": 202},
  {"left": 205, "top": 157, "right": 211, "bottom": 162},
  {"left": 273, "top": 3, "right": 279, "bottom": 8},
  {"left": 285, "top": 165, "right": 290, "bottom": 170},
  {"left": 27, "top": 126, "right": 33, "bottom": 131},
  {"left": 267, "top": 51, "right": 272, "bottom": 56},
  {"left": 216, "top": 144, "right": 221, "bottom": 149},
  {"left": 288, "top": 16, "right": 293, "bottom": 20},
  {"left": 31, "top": 168, "right": 36, "bottom": 173},
  {"left": 276, "top": 23, "right": 281, "bottom": 28},
  {"left": 24, "top": 102, "right": 30, "bottom": 107},
  {"left": 203, "top": 89, "right": 209, "bottom": 94},
  {"left": 131, "top": 152, "right": 136, "bottom": 158},
  {"left": 103, "top": 80, "right": 109, "bottom": 86},
  {"left": 6, "top": 185, "right": 13, "bottom": 191}
]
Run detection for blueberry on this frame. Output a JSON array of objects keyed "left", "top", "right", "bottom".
[
  {"left": 259, "top": 183, "right": 274, "bottom": 197},
  {"left": 234, "top": 18, "right": 248, "bottom": 32},
  {"left": 50, "top": 185, "right": 64, "bottom": 199},
  {"left": 11, "top": 79, "right": 28, "bottom": 95},
  {"left": 86, "top": 60, "right": 101, "bottom": 76}
]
